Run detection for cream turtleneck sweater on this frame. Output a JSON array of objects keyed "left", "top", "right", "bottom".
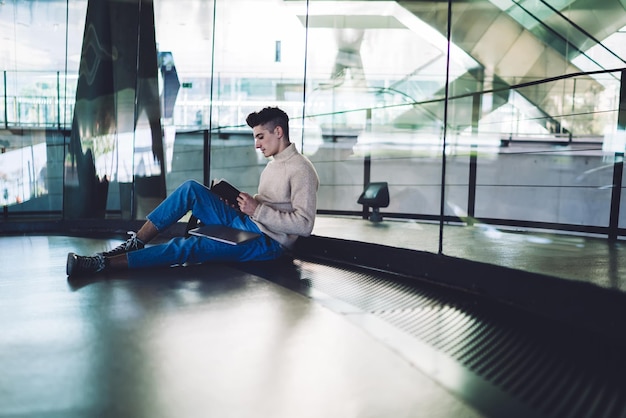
[{"left": 251, "top": 143, "right": 319, "bottom": 249}]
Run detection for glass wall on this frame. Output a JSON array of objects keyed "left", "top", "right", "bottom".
[
  {"left": 438, "top": 0, "right": 626, "bottom": 270},
  {"left": 0, "top": 0, "right": 86, "bottom": 213},
  {"left": 2, "top": 0, "right": 626, "bottom": 277}
]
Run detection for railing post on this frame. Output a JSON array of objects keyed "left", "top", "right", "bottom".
[
  {"left": 467, "top": 91, "right": 481, "bottom": 225},
  {"left": 362, "top": 108, "right": 372, "bottom": 220},
  {"left": 3, "top": 71, "right": 7, "bottom": 130},
  {"left": 56, "top": 71, "right": 61, "bottom": 130},
  {"left": 203, "top": 128, "right": 211, "bottom": 186},
  {"left": 609, "top": 69, "right": 626, "bottom": 240},
  {"left": 2, "top": 146, "right": 6, "bottom": 218},
  {"left": 609, "top": 152, "right": 623, "bottom": 241},
  {"left": 467, "top": 144, "right": 477, "bottom": 225}
]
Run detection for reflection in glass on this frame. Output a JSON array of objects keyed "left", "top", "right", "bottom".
[
  {"left": 0, "top": 0, "right": 85, "bottom": 212},
  {"left": 64, "top": 0, "right": 165, "bottom": 219}
]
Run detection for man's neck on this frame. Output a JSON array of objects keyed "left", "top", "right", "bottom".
[{"left": 274, "top": 141, "right": 291, "bottom": 156}]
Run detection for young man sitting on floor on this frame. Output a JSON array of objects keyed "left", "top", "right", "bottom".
[{"left": 67, "top": 106, "right": 319, "bottom": 276}]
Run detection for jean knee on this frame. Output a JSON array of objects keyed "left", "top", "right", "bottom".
[
  {"left": 179, "top": 179, "right": 200, "bottom": 193},
  {"left": 174, "top": 179, "right": 205, "bottom": 203}
]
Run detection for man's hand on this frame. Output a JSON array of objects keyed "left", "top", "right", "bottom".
[{"left": 237, "top": 192, "right": 259, "bottom": 216}]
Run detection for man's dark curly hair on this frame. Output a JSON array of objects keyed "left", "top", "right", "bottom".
[{"left": 246, "top": 107, "right": 290, "bottom": 141}]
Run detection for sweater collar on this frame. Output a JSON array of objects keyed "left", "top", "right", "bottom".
[{"left": 272, "top": 142, "right": 296, "bottom": 161}]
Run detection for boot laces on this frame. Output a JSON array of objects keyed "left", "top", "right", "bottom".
[
  {"left": 122, "top": 231, "right": 141, "bottom": 250},
  {"left": 79, "top": 254, "right": 105, "bottom": 272},
  {"left": 101, "top": 231, "right": 143, "bottom": 257}
]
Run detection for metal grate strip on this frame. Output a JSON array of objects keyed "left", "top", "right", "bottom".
[{"left": 285, "top": 258, "right": 626, "bottom": 418}]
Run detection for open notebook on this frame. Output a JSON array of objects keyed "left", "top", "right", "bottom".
[{"left": 188, "top": 225, "right": 261, "bottom": 245}]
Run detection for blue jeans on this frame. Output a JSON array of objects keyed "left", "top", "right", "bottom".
[{"left": 127, "top": 180, "right": 283, "bottom": 269}]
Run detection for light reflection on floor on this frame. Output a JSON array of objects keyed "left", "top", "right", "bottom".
[{"left": 312, "top": 215, "right": 626, "bottom": 291}]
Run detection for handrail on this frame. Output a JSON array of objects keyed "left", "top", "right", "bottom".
[
  {"left": 506, "top": 0, "right": 623, "bottom": 80},
  {"left": 256, "top": 67, "right": 626, "bottom": 132},
  {"left": 1, "top": 66, "right": 623, "bottom": 134}
]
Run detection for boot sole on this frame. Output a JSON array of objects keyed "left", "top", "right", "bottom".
[{"left": 66, "top": 252, "right": 77, "bottom": 276}]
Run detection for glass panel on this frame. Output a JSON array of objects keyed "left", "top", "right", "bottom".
[
  {"left": 299, "top": 0, "right": 465, "bottom": 251},
  {"left": 153, "top": 0, "right": 311, "bottom": 213},
  {"left": 482, "top": 73, "right": 617, "bottom": 223},
  {"left": 0, "top": 0, "right": 86, "bottom": 216},
  {"left": 4, "top": 71, "right": 57, "bottom": 128},
  {"left": 61, "top": 0, "right": 167, "bottom": 220},
  {"left": 199, "top": 1, "right": 307, "bottom": 194},
  {"left": 441, "top": 0, "right": 625, "bottom": 277}
]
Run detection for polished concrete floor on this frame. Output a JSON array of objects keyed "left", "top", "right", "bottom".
[
  {"left": 3, "top": 216, "right": 626, "bottom": 418},
  {"left": 0, "top": 234, "right": 483, "bottom": 418}
]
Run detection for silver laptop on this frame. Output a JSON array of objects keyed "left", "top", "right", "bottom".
[{"left": 188, "top": 225, "right": 261, "bottom": 245}]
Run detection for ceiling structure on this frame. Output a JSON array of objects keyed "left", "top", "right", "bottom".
[
  {"left": 290, "top": 0, "right": 626, "bottom": 133},
  {"left": 2, "top": 0, "right": 626, "bottom": 134},
  {"left": 401, "top": 0, "right": 626, "bottom": 133}
]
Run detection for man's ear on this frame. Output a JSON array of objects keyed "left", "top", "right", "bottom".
[{"left": 274, "top": 125, "right": 284, "bottom": 139}]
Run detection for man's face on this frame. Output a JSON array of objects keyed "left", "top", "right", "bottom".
[{"left": 253, "top": 123, "right": 285, "bottom": 157}]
